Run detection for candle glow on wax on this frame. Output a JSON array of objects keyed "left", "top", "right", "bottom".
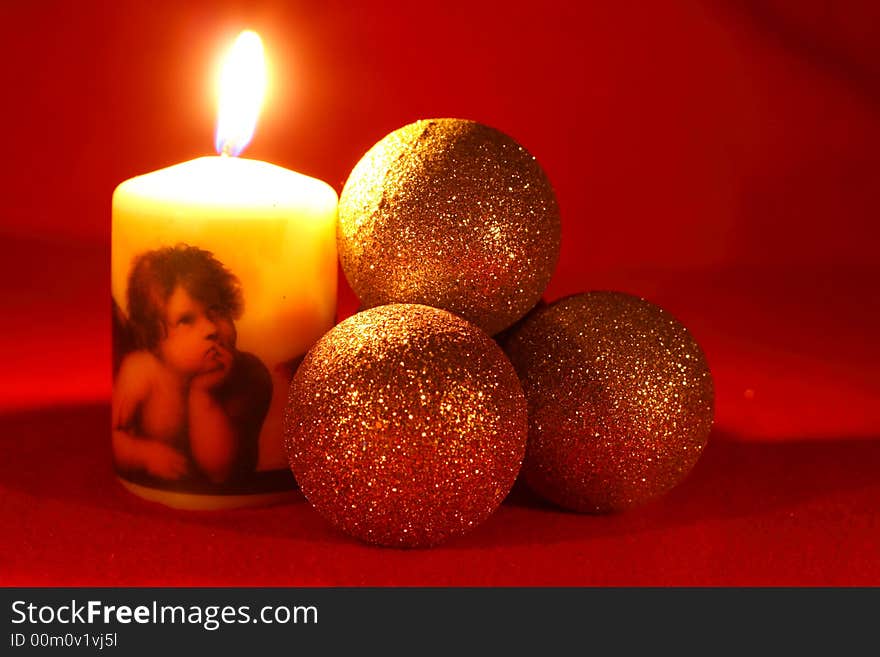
[{"left": 215, "top": 30, "right": 267, "bottom": 157}]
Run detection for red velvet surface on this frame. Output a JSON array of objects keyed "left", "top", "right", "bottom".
[
  {"left": 1, "top": 1, "right": 878, "bottom": 585},
  {"left": 1, "top": 404, "right": 879, "bottom": 586}
]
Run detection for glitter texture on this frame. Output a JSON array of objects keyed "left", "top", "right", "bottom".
[
  {"left": 284, "top": 304, "right": 528, "bottom": 547},
  {"left": 338, "top": 118, "right": 561, "bottom": 336},
  {"left": 501, "top": 292, "right": 715, "bottom": 513}
]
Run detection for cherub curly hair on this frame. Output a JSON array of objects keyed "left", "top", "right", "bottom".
[{"left": 126, "top": 244, "right": 244, "bottom": 351}]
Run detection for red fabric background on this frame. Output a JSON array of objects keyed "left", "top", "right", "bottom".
[{"left": 0, "top": 0, "right": 878, "bottom": 585}]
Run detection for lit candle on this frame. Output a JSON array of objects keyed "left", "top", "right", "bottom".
[{"left": 111, "top": 31, "right": 337, "bottom": 509}]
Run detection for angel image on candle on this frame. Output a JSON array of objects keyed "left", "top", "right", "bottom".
[{"left": 111, "top": 243, "right": 274, "bottom": 486}]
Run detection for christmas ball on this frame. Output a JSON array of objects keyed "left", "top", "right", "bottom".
[
  {"left": 338, "top": 118, "right": 561, "bottom": 336},
  {"left": 284, "top": 303, "right": 528, "bottom": 547},
  {"left": 501, "top": 292, "right": 714, "bottom": 512}
]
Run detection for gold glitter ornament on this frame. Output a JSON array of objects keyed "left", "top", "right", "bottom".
[
  {"left": 284, "top": 303, "right": 528, "bottom": 547},
  {"left": 501, "top": 292, "right": 714, "bottom": 513},
  {"left": 338, "top": 118, "right": 561, "bottom": 336}
]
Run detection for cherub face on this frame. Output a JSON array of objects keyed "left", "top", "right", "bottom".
[{"left": 158, "top": 285, "right": 236, "bottom": 375}]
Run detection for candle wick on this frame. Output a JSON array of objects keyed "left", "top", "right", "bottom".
[{"left": 220, "top": 141, "right": 233, "bottom": 158}]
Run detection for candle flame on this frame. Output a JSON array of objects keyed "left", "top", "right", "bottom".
[{"left": 215, "top": 30, "right": 267, "bottom": 157}]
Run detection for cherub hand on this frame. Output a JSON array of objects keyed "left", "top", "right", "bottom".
[
  {"left": 142, "top": 442, "right": 189, "bottom": 480},
  {"left": 191, "top": 344, "right": 234, "bottom": 391}
]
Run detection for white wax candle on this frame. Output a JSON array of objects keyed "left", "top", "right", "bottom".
[
  {"left": 111, "top": 156, "right": 337, "bottom": 509},
  {"left": 110, "top": 31, "right": 337, "bottom": 510}
]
